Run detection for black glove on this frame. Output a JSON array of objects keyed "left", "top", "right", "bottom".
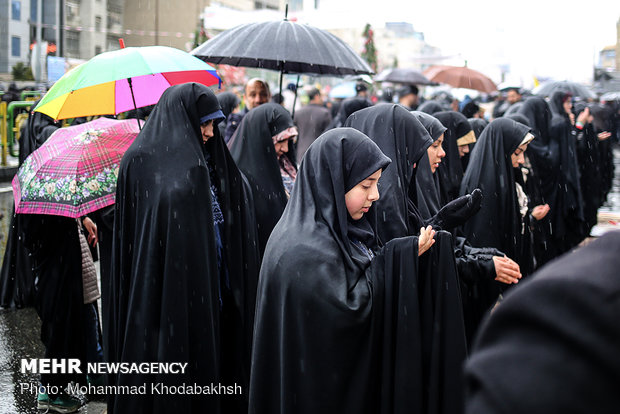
[{"left": 429, "top": 188, "right": 483, "bottom": 231}]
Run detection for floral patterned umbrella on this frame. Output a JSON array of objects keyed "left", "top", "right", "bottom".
[{"left": 12, "top": 117, "right": 140, "bottom": 218}]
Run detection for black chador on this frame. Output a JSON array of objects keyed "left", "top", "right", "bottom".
[{"left": 108, "top": 83, "right": 260, "bottom": 414}]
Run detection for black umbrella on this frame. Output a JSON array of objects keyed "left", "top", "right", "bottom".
[
  {"left": 533, "top": 80, "right": 595, "bottom": 100},
  {"left": 374, "top": 68, "right": 433, "bottom": 85},
  {"left": 191, "top": 20, "right": 372, "bottom": 77}
]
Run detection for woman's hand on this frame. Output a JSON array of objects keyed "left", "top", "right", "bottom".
[
  {"left": 493, "top": 256, "right": 521, "bottom": 284},
  {"left": 83, "top": 217, "right": 98, "bottom": 247},
  {"left": 531, "top": 204, "right": 550, "bottom": 221},
  {"left": 418, "top": 225, "right": 436, "bottom": 256},
  {"left": 598, "top": 131, "right": 611, "bottom": 141},
  {"left": 576, "top": 107, "right": 590, "bottom": 125}
]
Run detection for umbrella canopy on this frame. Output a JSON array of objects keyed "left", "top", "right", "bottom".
[
  {"left": 34, "top": 46, "right": 221, "bottom": 120},
  {"left": 532, "top": 80, "right": 596, "bottom": 100},
  {"left": 374, "top": 68, "right": 433, "bottom": 85},
  {"left": 423, "top": 65, "right": 497, "bottom": 94},
  {"left": 13, "top": 117, "right": 140, "bottom": 218},
  {"left": 600, "top": 91, "right": 620, "bottom": 102},
  {"left": 191, "top": 20, "right": 373, "bottom": 76}
]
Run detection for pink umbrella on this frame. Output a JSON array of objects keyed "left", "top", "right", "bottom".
[{"left": 13, "top": 117, "right": 140, "bottom": 218}]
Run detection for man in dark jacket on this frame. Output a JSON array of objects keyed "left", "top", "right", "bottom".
[{"left": 294, "top": 87, "right": 332, "bottom": 163}]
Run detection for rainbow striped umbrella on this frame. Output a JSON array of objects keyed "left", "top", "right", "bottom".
[
  {"left": 34, "top": 46, "right": 221, "bottom": 120},
  {"left": 13, "top": 118, "right": 140, "bottom": 218}
]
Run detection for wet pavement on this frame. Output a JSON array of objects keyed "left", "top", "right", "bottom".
[{"left": 0, "top": 145, "right": 619, "bottom": 413}]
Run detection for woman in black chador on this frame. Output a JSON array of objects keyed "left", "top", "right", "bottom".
[
  {"left": 250, "top": 127, "right": 468, "bottom": 414},
  {"left": 228, "top": 102, "right": 297, "bottom": 256},
  {"left": 548, "top": 91, "right": 586, "bottom": 253},
  {"left": 108, "top": 83, "right": 260, "bottom": 414},
  {"left": 0, "top": 106, "right": 59, "bottom": 308},
  {"left": 460, "top": 118, "right": 535, "bottom": 317}
]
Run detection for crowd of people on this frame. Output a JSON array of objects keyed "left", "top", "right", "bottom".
[{"left": 1, "top": 76, "right": 619, "bottom": 414}]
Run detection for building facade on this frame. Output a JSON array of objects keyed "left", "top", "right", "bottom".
[{"left": 1, "top": 0, "right": 32, "bottom": 74}]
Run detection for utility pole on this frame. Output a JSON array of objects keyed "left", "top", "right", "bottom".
[
  {"left": 55, "top": 0, "right": 60, "bottom": 56},
  {"left": 155, "top": 0, "right": 159, "bottom": 45},
  {"left": 35, "top": 0, "right": 43, "bottom": 83}
]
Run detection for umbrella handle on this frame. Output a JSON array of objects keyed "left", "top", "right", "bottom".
[{"left": 127, "top": 77, "right": 142, "bottom": 131}]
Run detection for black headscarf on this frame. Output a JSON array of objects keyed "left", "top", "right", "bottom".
[
  {"left": 344, "top": 104, "right": 433, "bottom": 242},
  {"left": 325, "top": 97, "right": 372, "bottom": 130},
  {"left": 411, "top": 111, "right": 446, "bottom": 219},
  {"left": 463, "top": 118, "right": 487, "bottom": 170},
  {"left": 216, "top": 91, "right": 239, "bottom": 137},
  {"left": 460, "top": 117, "right": 531, "bottom": 263},
  {"left": 250, "top": 128, "right": 467, "bottom": 414},
  {"left": 108, "top": 83, "right": 260, "bottom": 413},
  {"left": 434, "top": 111, "right": 474, "bottom": 204},
  {"left": 228, "top": 102, "right": 295, "bottom": 256},
  {"left": 465, "top": 230, "right": 620, "bottom": 414},
  {"left": 418, "top": 100, "right": 446, "bottom": 115}
]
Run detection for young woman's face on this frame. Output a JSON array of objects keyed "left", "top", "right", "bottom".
[
  {"left": 427, "top": 133, "right": 446, "bottom": 173},
  {"left": 563, "top": 98, "right": 572, "bottom": 116},
  {"left": 345, "top": 169, "right": 382, "bottom": 220},
  {"left": 200, "top": 120, "right": 214, "bottom": 143},
  {"left": 511, "top": 143, "right": 528, "bottom": 168},
  {"left": 458, "top": 144, "right": 470, "bottom": 158}
]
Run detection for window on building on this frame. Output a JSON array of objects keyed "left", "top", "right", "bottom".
[
  {"left": 11, "top": 36, "right": 21, "bottom": 57},
  {"left": 95, "top": 16, "right": 102, "bottom": 31},
  {"left": 66, "top": 30, "right": 80, "bottom": 57},
  {"left": 12, "top": 0, "right": 21, "bottom": 20},
  {"left": 95, "top": 46, "right": 102, "bottom": 55}
]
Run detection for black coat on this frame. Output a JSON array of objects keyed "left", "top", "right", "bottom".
[
  {"left": 250, "top": 128, "right": 467, "bottom": 414},
  {"left": 108, "top": 83, "right": 260, "bottom": 413}
]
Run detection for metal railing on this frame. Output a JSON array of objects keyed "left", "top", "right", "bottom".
[{"left": 0, "top": 101, "right": 35, "bottom": 166}]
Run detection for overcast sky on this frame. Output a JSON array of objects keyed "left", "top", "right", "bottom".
[{"left": 315, "top": 0, "right": 620, "bottom": 85}]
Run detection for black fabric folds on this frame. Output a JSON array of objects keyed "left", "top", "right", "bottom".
[
  {"left": 216, "top": 91, "right": 239, "bottom": 137},
  {"left": 22, "top": 215, "right": 87, "bottom": 391},
  {"left": 344, "top": 104, "right": 433, "bottom": 242},
  {"left": 250, "top": 128, "right": 467, "bottom": 414},
  {"left": 1, "top": 105, "right": 59, "bottom": 308},
  {"left": 465, "top": 230, "right": 620, "bottom": 414},
  {"left": 433, "top": 111, "right": 472, "bottom": 204},
  {"left": 325, "top": 97, "right": 372, "bottom": 130},
  {"left": 463, "top": 118, "right": 487, "bottom": 170},
  {"left": 228, "top": 102, "right": 295, "bottom": 256},
  {"left": 108, "top": 83, "right": 260, "bottom": 414},
  {"left": 548, "top": 91, "right": 586, "bottom": 252},
  {"left": 411, "top": 111, "right": 446, "bottom": 219}
]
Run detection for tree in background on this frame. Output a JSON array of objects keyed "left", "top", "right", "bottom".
[
  {"left": 194, "top": 27, "right": 209, "bottom": 49},
  {"left": 12, "top": 62, "right": 34, "bottom": 81},
  {"left": 361, "top": 23, "right": 378, "bottom": 73}
]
